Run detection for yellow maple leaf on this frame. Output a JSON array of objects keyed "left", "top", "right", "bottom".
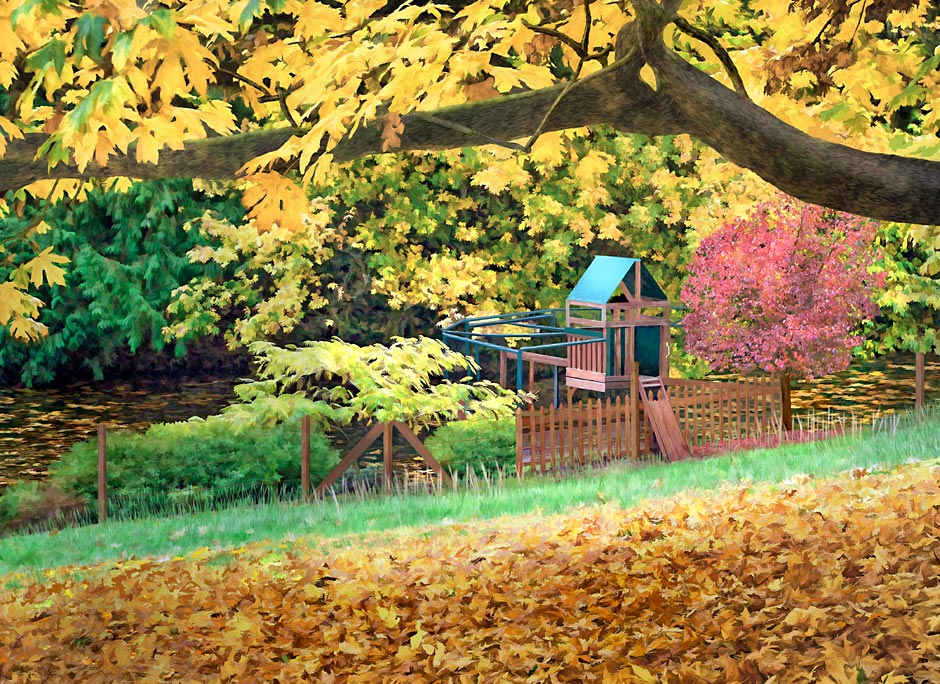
[
  {"left": 375, "top": 605, "right": 400, "bottom": 628},
  {"left": 471, "top": 164, "right": 512, "bottom": 194},
  {"left": 242, "top": 172, "right": 309, "bottom": 232},
  {"left": 26, "top": 247, "right": 70, "bottom": 287},
  {"left": 0, "top": 281, "right": 39, "bottom": 325}
]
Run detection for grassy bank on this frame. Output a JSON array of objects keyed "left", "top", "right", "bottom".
[
  {"left": 1, "top": 409, "right": 938, "bottom": 577},
  {"left": 3, "top": 444, "right": 940, "bottom": 682}
]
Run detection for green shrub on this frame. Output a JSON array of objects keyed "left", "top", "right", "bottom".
[
  {"left": 426, "top": 418, "right": 516, "bottom": 477},
  {"left": 0, "top": 481, "right": 87, "bottom": 533},
  {"left": 50, "top": 418, "right": 339, "bottom": 504}
]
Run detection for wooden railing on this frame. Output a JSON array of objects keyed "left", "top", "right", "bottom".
[
  {"left": 515, "top": 395, "right": 639, "bottom": 474},
  {"left": 515, "top": 375, "right": 782, "bottom": 476},
  {"left": 664, "top": 376, "right": 782, "bottom": 446},
  {"left": 566, "top": 334, "right": 606, "bottom": 377}
]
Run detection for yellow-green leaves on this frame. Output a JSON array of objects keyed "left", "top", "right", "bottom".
[
  {"left": 0, "top": 236, "right": 69, "bottom": 341},
  {"left": 224, "top": 336, "right": 528, "bottom": 429}
]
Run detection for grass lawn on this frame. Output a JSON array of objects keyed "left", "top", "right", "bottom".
[
  {"left": 2, "top": 410, "right": 940, "bottom": 682},
  {"left": 1, "top": 408, "right": 937, "bottom": 578}
]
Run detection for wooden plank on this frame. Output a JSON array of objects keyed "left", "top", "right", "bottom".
[
  {"left": 539, "top": 407, "right": 551, "bottom": 473},
  {"left": 660, "top": 317, "right": 669, "bottom": 382},
  {"left": 917, "top": 351, "right": 925, "bottom": 411},
  {"left": 515, "top": 407, "right": 523, "bottom": 478},
  {"left": 630, "top": 365, "right": 640, "bottom": 460},
  {"left": 718, "top": 383, "right": 731, "bottom": 442},
  {"left": 581, "top": 400, "right": 588, "bottom": 465},
  {"left": 383, "top": 422, "right": 394, "bottom": 492},
  {"left": 548, "top": 404, "right": 556, "bottom": 471},
  {"left": 620, "top": 395, "right": 627, "bottom": 460},
  {"left": 316, "top": 422, "right": 385, "bottom": 496},
  {"left": 520, "top": 351, "right": 569, "bottom": 366},
  {"left": 742, "top": 379, "right": 750, "bottom": 436},
  {"left": 97, "top": 425, "right": 107, "bottom": 524},
  {"left": 393, "top": 421, "right": 452, "bottom": 487},
  {"left": 609, "top": 398, "right": 618, "bottom": 461},
  {"left": 301, "top": 415, "right": 311, "bottom": 502},
  {"left": 534, "top": 407, "right": 543, "bottom": 472},
  {"left": 639, "top": 379, "right": 691, "bottom": 460},
  {"left": 565, "top": 377, "right": 608, "bottom": 392}
]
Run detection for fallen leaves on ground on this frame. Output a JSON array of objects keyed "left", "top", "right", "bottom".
[{"left": 4, "top": 461, "right": 940, "bottom": 683}]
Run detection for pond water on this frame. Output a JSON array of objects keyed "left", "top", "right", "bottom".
[
  {"left": 1, "top": 354, "right": 938, "bottom": 487},
  {"left": 0, "top": 378, "right": 240, "bottom": 487}
]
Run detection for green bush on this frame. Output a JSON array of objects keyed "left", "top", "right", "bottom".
[
  {"left": 50, "top": 418, "right": 339, "bottom": 503},
  {"left": 426, "top": 418, "right": 516, "bottom": 478},
  {"left": 0, "top": 481, "right": 87, "bottom": 533}
]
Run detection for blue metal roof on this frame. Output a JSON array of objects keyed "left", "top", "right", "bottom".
[{"left": 566, "top": 256, "right": 668, "bottom": 304}]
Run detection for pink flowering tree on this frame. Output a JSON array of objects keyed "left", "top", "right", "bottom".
[{"left": 680, "top": 193, "right": 884, "bottom": 429}]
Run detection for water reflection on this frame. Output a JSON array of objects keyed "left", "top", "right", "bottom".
[
  {"left": 787, "top": 356, "right": 940, "bottom": 422},
  {"left": 0, "top": 355, "right": 937, "bottom": 486},
  {"left": 0, "top": 379, "right": 239, "bottom": 487}
]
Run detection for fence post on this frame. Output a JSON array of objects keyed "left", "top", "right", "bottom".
[
  {"left": 301, "top": 415, "right": 311, "bottom": 502},
  {"left": 916, "top": 351, "right": 925, "bottom": 412},
  {"left": 97, "top": 424, "right": 107, "bottom": 524},
  {"left": 630, "top": 363, "right": 640, "bottom": 460},
  {"left": 515, "top": 407, "right": 523, "bottom": 479},
  {"left": 383, "top": 422, "right": 393, "bottom": 491}
]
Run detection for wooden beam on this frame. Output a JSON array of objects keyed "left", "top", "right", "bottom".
[
  {"left": 301, "top": 416, "right": 311, "bottom": 502},
  {"left": 393, "top": 421, "right": 452, "bottom": 486},
  {"left": 916, "top": 351, "right": 925, "bottom": 411},
  {"left": 315, "top": 422, "right": 385, "bottom": 496},
  {"left": 520, "top": 350, "right": 569, "bottom": 366},
  {"left": 630, "top": 363, "right": 640, "bottom": 460},
  {"left": 516, "top": 407, "right": 524, "bottom": 478},
  {"left": 383, "top": 422, "right": 393, "bottom": 492},
  {"left": 97, "top": 425, "right": 107, "bottom": 524}
]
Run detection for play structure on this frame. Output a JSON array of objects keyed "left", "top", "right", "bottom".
[{"left": 443, "top": 255, "right": 784, "bottom": 470}]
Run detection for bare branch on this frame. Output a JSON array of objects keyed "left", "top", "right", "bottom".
[
  {"left": 672, "top": 17, "right": 749, "bottom": 100},
  {"left": 522, "top": 19, "right": 588, "bottom": 58},
  {"left": 410, "top": 112, "right": 527, "bottom": 151}
]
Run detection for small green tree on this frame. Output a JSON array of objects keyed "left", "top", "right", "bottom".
[
  {"left": 222, "top": 336, "right": 528, "bottom": 430},
  {"left": 221, "top": 336, "right": 529, "bottom": 490},
  {"left": 868, "top": 222, "right": 940, "bottom": 409}
]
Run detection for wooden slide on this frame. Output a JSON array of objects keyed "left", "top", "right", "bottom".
[{"left": 639, "top": 377, "right": 692, "bottom": 461}]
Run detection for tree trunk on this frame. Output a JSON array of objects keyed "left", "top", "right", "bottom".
[
  {"left": 916, "top": 351, "right": 925, "bottom": 413},
  {"left": 780, "top": 374, "right": 793, "bottom": 431}
]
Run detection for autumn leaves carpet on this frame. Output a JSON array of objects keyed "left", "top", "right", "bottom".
[{"left": 3, "top": 462, "right": 940, "bottom": 683}]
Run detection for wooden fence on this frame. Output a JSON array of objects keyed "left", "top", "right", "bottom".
[{"left": 515, "top": 375, "right": 782, "bottom": 475}]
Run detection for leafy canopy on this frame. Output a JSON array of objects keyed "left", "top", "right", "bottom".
[
  {"left": 223, "top": 336, "right": 529, "bottom": 429},
  {"left": 1, "top": 0, "right": 938, "bottom": 339},
  {"left": 681, "top": 194, "right": 884, "bottom": 379}
]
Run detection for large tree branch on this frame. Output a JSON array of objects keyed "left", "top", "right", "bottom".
[
  {"left": 646, "top": 42, "right": 940, "bottom": 224},
  {"left": 0, "top": 69, "right": 681, "bottom": 193},
  {"left": 2, "top": 14, "right": 940, "bottom": 226}
]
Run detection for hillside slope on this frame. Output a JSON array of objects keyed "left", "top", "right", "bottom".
[{"left": 2, "top": 462, "right": 939, "bottom": 683}]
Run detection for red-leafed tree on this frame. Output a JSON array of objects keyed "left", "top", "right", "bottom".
[{"left": 681, "top": 194, "right": 884, "bottom": 429}]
